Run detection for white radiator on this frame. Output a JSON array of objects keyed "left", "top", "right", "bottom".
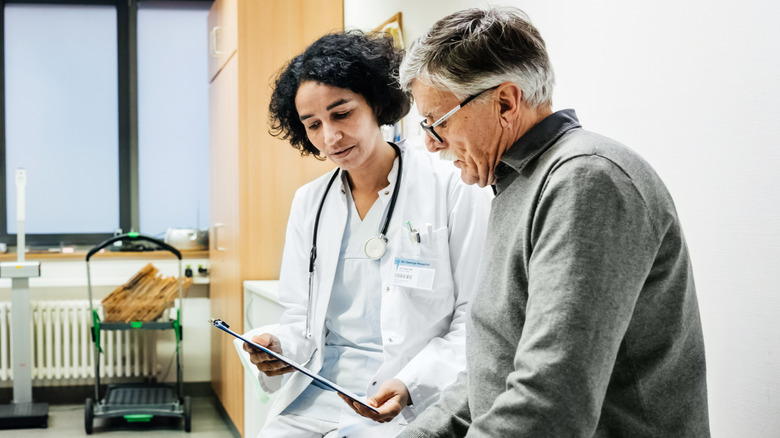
[{"left": 0, "top": 300, "right": 158, "bottom": 383}]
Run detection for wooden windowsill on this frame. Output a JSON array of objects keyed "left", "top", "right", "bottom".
[{"left": 0, "top": 249, "right": 209, "bottom": 262}]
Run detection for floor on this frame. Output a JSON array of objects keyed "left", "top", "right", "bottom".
[{"left": 1, "top": 396, "right": 236, "bottom": 438}]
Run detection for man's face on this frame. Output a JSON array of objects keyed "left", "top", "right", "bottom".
[{"left": 411, "top": 81, "right": 502, "bottom": 187}]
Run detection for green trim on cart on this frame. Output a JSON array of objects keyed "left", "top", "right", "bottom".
[
  {"left": 124, "top": 414, "right": 153, "bottom": 422},
  {"left": 174, "top": 308, "right": 182, "bottom": 343},
  {"left": 92, "top": 310, "right": 103, "bottom": 353},
  {"left": 128, "top": 231, "right": 140, "bottom": 238},
  {"left": 131, "top": 321, "right": 143, "bottom": 328}
]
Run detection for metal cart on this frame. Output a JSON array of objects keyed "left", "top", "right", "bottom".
[{"left": 83, "top": 232, "right": 191, "bottom": 434}]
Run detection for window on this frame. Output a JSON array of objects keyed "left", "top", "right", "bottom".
[
  {"left": 137, "top": 3, "right": 209, "bottom": 237},
  {"left": 0, "top": 0, "right": 211, "bottom": 247}
]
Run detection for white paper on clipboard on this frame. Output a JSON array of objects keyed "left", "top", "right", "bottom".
[{"left": 209, "top": 318, "right": 380, "bottom": 414}]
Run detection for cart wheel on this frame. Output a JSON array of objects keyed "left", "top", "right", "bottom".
[
  {"left": 84, "top": 398, "right": 94, "bottom": 435},
  {"left": 184, "top": 396, "right": 192, "bottom": 432}
]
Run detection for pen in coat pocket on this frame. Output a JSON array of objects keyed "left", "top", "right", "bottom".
[{"left": 406, "top": 221, "right": 421, "bottom": 244}]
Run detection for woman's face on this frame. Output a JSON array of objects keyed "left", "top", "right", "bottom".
[{"left": 295, "top": 81, "right": 383, "bottom": 172}]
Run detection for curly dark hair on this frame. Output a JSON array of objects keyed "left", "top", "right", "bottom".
[{"left": 268, "top": 30, "right": 411, "bottom": 158}]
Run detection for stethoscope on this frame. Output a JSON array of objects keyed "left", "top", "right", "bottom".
[{"left": 305, "top": 142, "right": 402, "bottom": 338}]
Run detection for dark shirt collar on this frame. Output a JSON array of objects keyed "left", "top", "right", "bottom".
[{"left": 493, "top": 109, "right": 581, "bottom": 194}]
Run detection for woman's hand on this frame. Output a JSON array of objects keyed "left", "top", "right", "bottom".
[
  {"left": 243, "top": 333, "right": 293, "bottom": 376},
  {"left": 338, "top": 378, "right": 410, "bottom": 423}
]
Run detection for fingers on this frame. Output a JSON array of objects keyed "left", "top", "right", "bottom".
[
  {"left": 338, "top": 394, "right": 389, "bottom": 422},
  {"left": 337, "top": 392, "right": 401, "bottom": 423},
  {"left": 260, "top": 363, "right": 294, "bottom": 376},
  {"left": 366, "top": 395, "right": 402, "bottom": 422},
  {"left": 242, "top": 333, "right": 292, "bottom": 376},
  {"left": 248, "top": 352, "right": 292, "bottom": 375},
  {"left": 253, "top": 358, "right": 294, "bottom": 376},
  {"left": 338, "top": 378, "right": 411, "bottom": 422},
  {"left": 242, "top": 333, "right": 281, "bottom": 354},
  {"left": 252, "top": 333, "right": 283, "bottom": 354},
  {"left": 247, "top": 348, "right": 278, "bottom": 364}
]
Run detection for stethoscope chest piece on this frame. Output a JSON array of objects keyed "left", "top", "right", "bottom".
[{"left": 364, "top": 235, "right": 388, "bottom": 260}]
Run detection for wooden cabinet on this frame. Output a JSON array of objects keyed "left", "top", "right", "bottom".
[
  {"left": 206, "top": 0, "right": 237, "bottom": 81},
  {"left": 208, "top": 47, "right": 242, "bottom": 433},
  {"left": 208, "top": 0, "right": 343, "bottom": 435}
]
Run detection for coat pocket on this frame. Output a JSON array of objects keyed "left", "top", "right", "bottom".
[{"left": 388, "top": 226, "right": 454, "bottom": 299}]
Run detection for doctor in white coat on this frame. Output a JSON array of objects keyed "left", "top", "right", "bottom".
[{"left": 244, "top": 31, "right": 490, "bottom": 437}]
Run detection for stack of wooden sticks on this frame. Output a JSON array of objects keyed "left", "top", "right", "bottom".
[{"left": 101, "top": 263, "right": 192, "bottom": 322}]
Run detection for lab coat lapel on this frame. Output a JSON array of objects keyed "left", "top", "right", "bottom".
[
  {"left": 379, "top": 145, "right": 412, "bottom": 272},
  {"left": 312, "top": 177, "right": 348, "bottom": 338}
]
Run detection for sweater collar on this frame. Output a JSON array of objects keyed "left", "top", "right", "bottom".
[{"left": 494, "top": 109, "right": 581, "bottom": 194}]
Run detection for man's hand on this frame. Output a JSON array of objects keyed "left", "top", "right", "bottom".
[
  {"left": 338, "top": 378, "right": 410, "bottom": 423},
  {"left": 242, "top": 333, "right": 293, "bottom": 376}
]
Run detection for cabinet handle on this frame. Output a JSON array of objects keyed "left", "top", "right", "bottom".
[
  {"left": 209, "top": 26, "right": 225, "bottom": 58},
  {"left": 213, "top": 223, "right": 226, "bottom": 251}
]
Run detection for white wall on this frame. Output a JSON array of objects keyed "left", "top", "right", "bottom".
[{"left": 346, "top": 1, "right": 780, "bottom": 436}]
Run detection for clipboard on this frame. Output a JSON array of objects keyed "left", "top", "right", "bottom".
[{"left": 209, "top": 318, "right": 380, "bottom": 414}]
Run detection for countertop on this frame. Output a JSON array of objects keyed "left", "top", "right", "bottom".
[{"left": 243, "top": 280, "right": 279, "bottom": 302}]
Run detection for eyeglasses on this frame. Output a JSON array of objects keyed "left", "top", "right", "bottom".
[{"left": 419, "top": 85, "right": 499, "bottom": 143}]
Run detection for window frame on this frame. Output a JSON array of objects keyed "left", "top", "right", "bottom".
[{"left": 0, "top": 0, "right": 212, "bottom": 247}]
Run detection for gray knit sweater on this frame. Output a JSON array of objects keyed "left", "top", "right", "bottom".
[{"left": 401, "top": 110, "right": 709, "bottom": 437}]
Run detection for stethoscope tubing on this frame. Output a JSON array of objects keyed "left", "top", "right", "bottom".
[{"left": 305, "top": 143, "right": 403, "bottom": 338}]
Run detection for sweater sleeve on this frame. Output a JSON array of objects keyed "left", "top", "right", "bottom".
[{"left": 468, "top": 155, "right": 659, "bottom": 437}]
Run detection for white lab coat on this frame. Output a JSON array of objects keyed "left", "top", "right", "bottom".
[{"left": 258, "top": 142, "right": 491, "bottom": 425}]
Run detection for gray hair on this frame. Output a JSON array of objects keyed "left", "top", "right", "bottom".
[{"left": 399, "top": 6, "right": 555, "bottom": 108}]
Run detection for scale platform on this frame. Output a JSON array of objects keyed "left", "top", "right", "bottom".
[{"left": 0, "top": 402, "right": 49, "bottom": 429}]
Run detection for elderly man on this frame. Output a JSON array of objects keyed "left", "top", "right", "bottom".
[{"left": 394, "top": 6, "right": 710, "bottom": 437}]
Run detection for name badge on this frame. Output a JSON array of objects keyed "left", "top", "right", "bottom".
[{"left": 392, "top": 257, "right": 436, "bottom": 290}]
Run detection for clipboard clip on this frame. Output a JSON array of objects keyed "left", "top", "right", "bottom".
[{"left": 210, "top": 318, "right": 229, "bottom": 329}]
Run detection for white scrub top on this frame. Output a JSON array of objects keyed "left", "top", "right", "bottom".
[{"left": 284, "top": 171, "right": 390, "bottom": 420}]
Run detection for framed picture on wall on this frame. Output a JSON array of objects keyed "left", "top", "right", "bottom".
[
  {"left": 375, "top": 12, "right": 404, "bottom": 141},
  {"left": 374, "top": 12, "right": 404, "bottom": 48}
]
